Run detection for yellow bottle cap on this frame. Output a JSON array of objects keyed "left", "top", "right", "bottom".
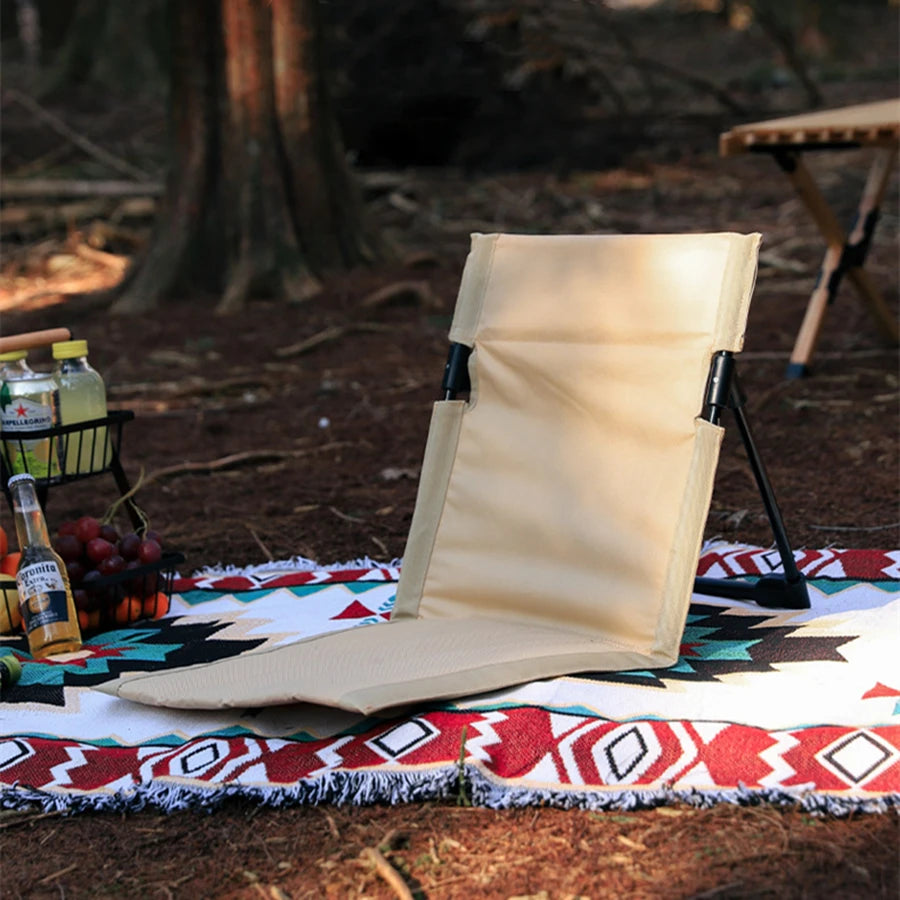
[
  {"left": 52, "top": 340, "right": 89, "bottom": 359},
  {"left": 0, "top": 350, "right": 27, "bottom": 361}
]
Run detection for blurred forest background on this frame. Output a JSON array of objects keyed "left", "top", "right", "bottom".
[
  {"left": 1, "top": 0, "right": 897, "bottom": 567},
  {"left": 1, "top": 9, "right": 898, "bottom": 896},
  {"left": 1, "top": 0, "right": 897, "bottom": 314}
]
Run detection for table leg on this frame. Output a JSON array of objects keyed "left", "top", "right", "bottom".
[
  {"left": 844, "top": 149, "right": 898, "bottom": 343},
  {"left": 775, "top": 149, "right": 898, "bottom": 378}
]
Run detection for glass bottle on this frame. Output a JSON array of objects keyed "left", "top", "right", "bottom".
[
  {"left": 0, "top": 349, "right": 35, "bottom": 383},
  {"left": 8, "top": 472, "right": 82, "bottom": 657},
  {"left": 0, "top": 354, "right": 61, "bottom": 479},
  {"left": 52, "top": 339, "right": 110, "bottom": 475}
]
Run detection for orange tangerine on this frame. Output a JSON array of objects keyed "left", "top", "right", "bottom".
[
  {"left": 77, "top": 609, "right": 101, "bottom": 633},
  {"left": 142, "top": 591, "right": 170, "bottom": 620},
  {"left": 114, "top": 595, "right": 143, "bottom": 625},
  {"left": 0, "top": 552, "right": 21, "bottom": 577}
]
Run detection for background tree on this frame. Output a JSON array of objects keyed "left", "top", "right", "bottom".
[
  {"left": 34, "top": 0, "right": 167, "bottom": 100},
  {"left": 112, "top": 0, "right": 379, "bottom": 314}
]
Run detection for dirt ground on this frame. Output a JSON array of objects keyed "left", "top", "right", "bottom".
[
  {"left": 2, "top": 6, "right": 900, "bottom": 898},
  {"left": 2, "top": 159, "right": 899, "bottom": 899}
]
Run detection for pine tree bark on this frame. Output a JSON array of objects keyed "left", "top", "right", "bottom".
[
  {"left": 113, "top": 0, "right": 378, "bottom": 315},
  {"left": 112, "top": 0, "right": 216, "bottom": 314}
]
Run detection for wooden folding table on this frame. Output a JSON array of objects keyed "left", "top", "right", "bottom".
[{"left": 720, "top": 98, "right": 899, "bottom": 378}]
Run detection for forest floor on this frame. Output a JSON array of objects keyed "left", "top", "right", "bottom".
[{"left": 1, "top": 5, "right": 899, "bottom": 898}]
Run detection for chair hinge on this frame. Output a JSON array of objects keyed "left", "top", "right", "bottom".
[
  {"left": 702, "top": 351, "right": 735, "bottom": 425},
  {"left": 442, "top": 343, "right": 471, "bottom": 399}
]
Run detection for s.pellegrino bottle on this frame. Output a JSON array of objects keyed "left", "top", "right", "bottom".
[
  {"left": 0, "top": 356, "right": 61, "bottom": 480},
  {"left": 8, "top": 473, "right": 82, "bottom": 657},
  {"left": 52, "top": 339, "right": 110, "bottom": 475}
]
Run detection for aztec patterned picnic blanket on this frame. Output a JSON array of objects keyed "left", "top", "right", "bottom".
[{"left": 1, "top": 543, "right": 898, "bottom": 815}]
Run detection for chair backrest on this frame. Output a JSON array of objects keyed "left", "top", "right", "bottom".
[{"left": 395, "top": 232, "right": 760, "bottom": 658}]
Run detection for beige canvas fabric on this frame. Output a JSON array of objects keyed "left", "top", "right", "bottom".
[{"left": 100, "top": 232, "right": 761, "bottom": 715}]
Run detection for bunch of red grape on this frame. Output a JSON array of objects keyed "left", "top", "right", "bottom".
[{"left": 53, "top": 516, "right": 170, "bottom": 631}]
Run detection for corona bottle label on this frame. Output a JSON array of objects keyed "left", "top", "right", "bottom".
[{"left": 17, "top": 560, "right": 70, "bottom": 631}]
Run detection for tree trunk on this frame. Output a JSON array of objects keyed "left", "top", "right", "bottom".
[
  {"left": 113, "top": 0, "right": 379, "bottom": 315},
  {"left": 112, "top": 0, "right": 217, "bottom": 314},
  {"left": 270, "top": 0, "right": 377, "bottom": 269}
]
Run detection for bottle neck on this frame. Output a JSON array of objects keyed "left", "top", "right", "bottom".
[
  {"left": 2, "top": 361, "right": 37, "bottom": 380},
  {"left": 10, "top": 481, "right": 51, "bottom": 550},
  {"left": 57, "top": 356, "right": 89, "bottom": 373}
]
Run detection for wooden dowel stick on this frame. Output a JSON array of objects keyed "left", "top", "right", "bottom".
[{"left": 0, "top": 328, "right": 72, "bottom": 353}]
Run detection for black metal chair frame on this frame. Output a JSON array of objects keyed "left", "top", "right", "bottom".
[{"left": 442, "top": 343, "right": 810, "bottom": 611}]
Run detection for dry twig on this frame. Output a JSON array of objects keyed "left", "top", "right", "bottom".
[
  {"left": 275, "top": 323, "right": 392, "bottom": 359},
  {"left": 361, "top": 847, "right": 414, "bottom": 900},
  {"left": 0, "top": 809, "right": 66, "bottom": 830},
  {"left": 359, "top": 279, "right": 441, "bottom": 310},
  {"left": 275, "top": 325, "right": 347, "bottom": 358},
  {"left": 4, "top": 88, "right": 154, "bottom": 181},
  {"left": 809, "top": 521, "right": 900, "bottom": 533},
  {"left": 73, "top": 242, "right": 129, "bottom": 272},
  {"left": 0, "top": 178, "right": 164, "bottom": 198},
  {"left": 141, "top": 443, "right": 351, "bottom": 488}
]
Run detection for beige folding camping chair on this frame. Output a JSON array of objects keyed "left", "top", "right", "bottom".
[
  {"left": 101, "top": 232, "right": 808, "bottom": 716},
  {"left": 720, "top": 98, "right": 900, "bottom": 378}
]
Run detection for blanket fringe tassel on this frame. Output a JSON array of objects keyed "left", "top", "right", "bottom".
[
  {"left": 191, "top": 555, "right": 403, "bottom": 578},
  {"left": 2, "top": 766, "right": 897, "bottom": 818}
]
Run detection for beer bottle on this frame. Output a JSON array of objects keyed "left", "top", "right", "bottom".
[{"left": 7, "top": 473, "right": 82, "bottom": 657}]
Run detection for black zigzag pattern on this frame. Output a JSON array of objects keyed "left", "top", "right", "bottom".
[{"left": 580, "top": 603, "right": 854, "bottom": 688}]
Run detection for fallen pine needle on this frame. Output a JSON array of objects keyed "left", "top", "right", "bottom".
[
  {"left": 38, "top": 862, "right": 78, "bottom": 885},
  {"left": 252, "top": 884, "right": 290, "bottom": 900},
  {"left": 320, "top": 809, "right": 340, "bottom": 840},
  {"left": 246, "top": 524, "right": 275, "bottom": 561},
  {"left": 362, "top": 847, "right": 414, "bottom": 900},
  {"left": 329, "top": 505, "right": 365, "bottom": 524},
  {"left": 689, "top": 881, "right": 744, "bottom": 899}
]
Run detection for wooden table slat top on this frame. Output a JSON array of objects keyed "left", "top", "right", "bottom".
[{"left": 720, "top": 98, "right": 900, "bottom": 156}]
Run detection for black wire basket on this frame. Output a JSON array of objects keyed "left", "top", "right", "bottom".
[
  {"left": 0, "top": 410, "right": 133, "bottom": 487},
  {"left": 74, "top": 551, "right": 185, "bottom": 634},
  {"left": 1, "top": 410, "right": 146, "bottom": 531}
]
